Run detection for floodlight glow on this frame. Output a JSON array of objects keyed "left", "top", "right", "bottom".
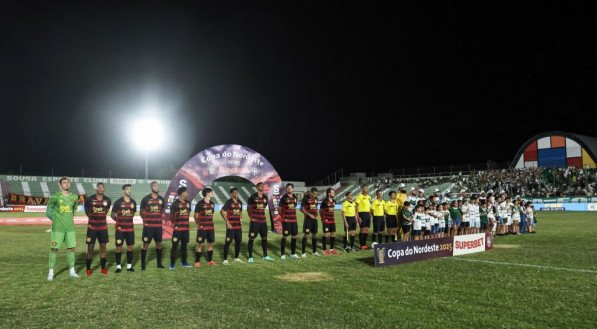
[{"left": 133, "top": 119, "right": 164, "bottom": 151}]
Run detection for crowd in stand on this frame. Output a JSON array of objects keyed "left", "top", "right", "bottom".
[
  {"left": 548, "top": 167, "right": 597, "bottom": 197},
  {"left": 359, "top": 167, "right": 596, "bottom": 198},
  {"left": 455, "top": 168, "right": 546, "bottom": 197},
  {"left": 360, "top": 176, "right": 452, "bottom": 191},
  {"left": 456, "top": 167, "right": 596, "bottom": 197}
]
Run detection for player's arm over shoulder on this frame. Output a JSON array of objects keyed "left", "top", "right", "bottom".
[
  {"left": 140, "top": 195, "right": 149, "bottom": 208},
  {"left": 111, "top": 199, "right": 120, "bottom": 220},
  {"left": 84, "top": 195, "right": 92, "bottom": 215},
  {"left": 46, "top": 193, "right": 58, "bottom": 219},
  {"left": 300, "top": 197, "right": 308, "bottom": 213},
  {"left": 72, "top": 195, "right": 79, "bottom": 215},
  {"left": 140, "top": 196, "right": 149, "bottom": 218},
  {"left": 221, "top": 200, "right": 230, "bottom": 219}
]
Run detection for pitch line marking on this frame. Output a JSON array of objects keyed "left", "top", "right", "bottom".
[{"left": 450, "top": 257, "right": 597, "bottom": 274}]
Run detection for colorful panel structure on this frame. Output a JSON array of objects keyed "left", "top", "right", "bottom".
[
  {"left": 523, "top": 141, "right": 538, "bottom": 161},
  {"left": 566, "top": 139, "right": 582, "bottom": 157},
  {"left": 537, "top": 148, "right": 566, "bottom": 167},
  {"left": 514, "top": 133, "right": 597, "bottom": 169},
  {"left": 582, "top": 148, "right": 596, "bottom": 168}
]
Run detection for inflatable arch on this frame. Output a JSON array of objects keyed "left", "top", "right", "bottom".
[{"left": 161, "top": 144, "right": 283, "bottom": 238}]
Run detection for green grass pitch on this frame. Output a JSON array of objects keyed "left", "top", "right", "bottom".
[{"left": 0, "top": 211, "right": 596, "bottom": 328}]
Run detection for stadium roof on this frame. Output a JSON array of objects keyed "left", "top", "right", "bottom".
[{"left": 512, "top": 131, "right": 597, "bottom": 169}]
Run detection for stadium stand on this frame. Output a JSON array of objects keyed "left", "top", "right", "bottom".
[
  {"left": 2, "top": 166, "right": 595, "bottom": 208},
  {"left": 0, "top": 176, "right": 170, "bottom": 205},
  {"left": 0, "top": 176, "right": 262, "bottom": 207}
]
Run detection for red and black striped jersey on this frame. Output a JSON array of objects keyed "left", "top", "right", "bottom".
[
  {"left": 248, "top": 193, "right": 268, "bottom": 222},
  {"left": 112, "top": 197, "right": 137, "bottom": 232},
  {"left": 140, "top": 194, "right": 164, "bottom": 227},
  {"left": 84, "top": 194, "right": 112, "bottom": 231},
  {"left": 320, "top": 198, "right": 336, "bottom": 224},
  {"left": 170, "top": 199, "right": 191, "bottom": 231},
  {"left": 301, "top": 195, "right": 318, "bottom": 219},
  {"left": 279, "top": 193, "right": 297, "bottom": 222},
  {"left": 222, "top": 198, "right": 243, "bottom": 230},
  {"left": 195, "top": 199, "right": 216, "bottom": 231}
]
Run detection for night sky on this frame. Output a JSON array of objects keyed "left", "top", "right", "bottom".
[{"left": 1, "top": 1, "right": 595, "bottom": 182}]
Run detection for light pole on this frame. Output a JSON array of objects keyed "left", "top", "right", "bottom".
[{"left": 133, "top": 118, "right": 164, "bottom": 181}]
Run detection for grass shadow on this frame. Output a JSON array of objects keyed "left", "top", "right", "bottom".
[{"left": 355, "top": 255, "right": 375, "bottom": 266}]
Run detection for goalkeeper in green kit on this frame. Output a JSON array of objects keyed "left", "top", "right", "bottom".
[{"left": 46, "top": 177, "right": 80, "bottom": 281}]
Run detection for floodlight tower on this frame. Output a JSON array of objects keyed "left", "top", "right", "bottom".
[{"left": 133, "top": 119, "right": 163, "bottom": 179}]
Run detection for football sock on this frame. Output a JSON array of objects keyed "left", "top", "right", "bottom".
[
  {"left": 156, "top": 248, "right": 162, "bottom": 266},
  {"left": 126, "top": 251, "right": 133, "bottom": 265},
  {"left": 261, "top": 239, "right": 268, "bottom": 257},
  {"left": 248, "top": 239, "right": 254, "bottom": 258},
  {"left": 67, "top": 251, "right": 75, "bottom": 268},
  {"left": 49, "top": 252, "right": 57, "bottom": 270},
  {"left": 141, "top": 249, "right": 147, "bottom": 268}
]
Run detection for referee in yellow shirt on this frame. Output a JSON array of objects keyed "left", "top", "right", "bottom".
[
  {"left": 371, "top": 190, "right": 386, "bottom": 244},
  {"left": 355, "top": 185, "right": 371, "bottom": 250},
  {"left": 384, "top": 191, "right": 399, "bottom": 242},
  {"left": 341, "top": 192, "right": 357, "bottom": 251}
]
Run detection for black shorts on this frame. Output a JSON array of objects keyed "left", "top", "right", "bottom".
[
  {"left": 142, "top": 226, "right": 163, "bottom": 244},
  {"left": 358, "top": 212, "right": 371, "bottom": 228},
  {"left": 249, "top": 221, "right": 268, "bottom": 239},
  {"left": 303, "top": 217, "right": 318, "bottom": 234},
  {"left": 480, "top": 223, "right": 488, "bottom": 230},
  {"left": 173, "top": 230, "right": 190, "bottom": 244},
  {"left": 444, "top": 226, "right": 449, "bottom": 234},
  {"left": 196, "top": 230, "right": 215, "bottom": 243},
  {"left": 461, "top": 222, "right": 470, "bottom": 228},
  {"left": 401, "top": 225, "right": 411, "bottom": 234},
  {"left": 323, "top": 223, "right": 336, "bottom": 233},
  {"left": 115, "top": 231, "right": 135, "bottom": 246},
  {"left": 345, "top": 216, "right": 357, "bottom": 231},
  {"left": 225, "top": 229, "right": 242, "bottom": 242},
  {"left": 385, "top": 215, "right": 398, "bottom": 229},
  {"left": 282, "top": 222, "right": 299, "bottom": 237},
  {"left": 373, "top": 216, "right": 385, "bottom": 232},
  {"left": 86, "top": 229, "right": 109, "bottom": 244}
]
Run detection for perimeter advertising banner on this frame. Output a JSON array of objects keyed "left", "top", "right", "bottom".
[
  {"left": 533, "top": 203, "right": 597, "bottom": 211},
  {"left": 1, "top": 175, "right": 169, "bottom": 185},
  {"left": 373, "top": 232, "right": 493, "bottom": 267},
  {"left": 373, "top": 237, "right": 453, "bottom": 266},
  {"left": 162, "top": 144, "right": 283, "bottom": 239},
  {"left": 8, "top": 193, "right": 85, "bottom": 205},
  {"left": 24, "top": 205, "right": 47, "bottom": 213},
  {"left": 0, "top": 205, "right": 25, "bottom": 213}
]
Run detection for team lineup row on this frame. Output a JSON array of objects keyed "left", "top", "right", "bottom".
[{"left": 44, "top": 178, "right": 536, "bottom": 280}]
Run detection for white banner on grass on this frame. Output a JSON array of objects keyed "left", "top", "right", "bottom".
[{"left": 453, "top": 233, "right": 486, "bottom": 256}]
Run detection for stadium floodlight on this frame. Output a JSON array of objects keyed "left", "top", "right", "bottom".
[{"left": 133, "top": 118, "right": 164, "bottom": 179}]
